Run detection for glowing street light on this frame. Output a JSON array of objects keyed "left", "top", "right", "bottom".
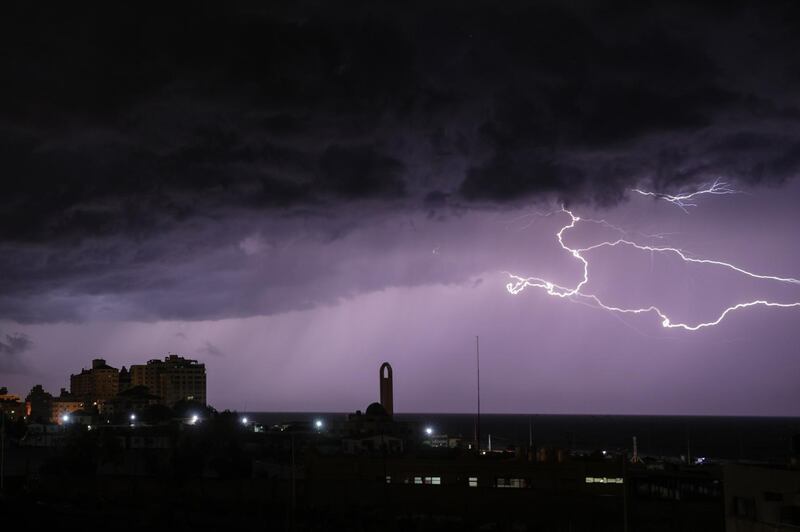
[
  {"left": 130, "top": 413, "right": 136, "bottom": 421},
  {"left": 425, "top": 426, "right": 434, "bottom": 436},
  {"left": 314, "top": 419, "right": 324, "bottom": 430},
  {"left": 189, "top": 414, "right": 199, "bottom": 425},
  {"left": 61, "top": 414, "right": 70, "bottom": 423},
  {"left": 241, "top": 417, "right": 249, "bottom": 425}
]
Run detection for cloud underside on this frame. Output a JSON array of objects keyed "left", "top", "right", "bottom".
[
  {"left": 0, "top": 332, "right": 33, "bottom": 372},
  {"left": 1, "top": 1, "right": 800, "bottom": 322}
]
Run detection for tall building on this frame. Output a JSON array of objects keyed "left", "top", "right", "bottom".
[
  {"left": 70, "top": 358, "right": 120, "bottom": 406},
  {"left": 25, "top": 384, "right": 53, "bottom": 422},
  {"left": 130, "top": 354, "right": 206, "bottom": 406},
  {"left": 380, "top": 362, "right": 393, "bottom": 416}
]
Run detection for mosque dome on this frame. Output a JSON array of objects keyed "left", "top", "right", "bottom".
[{"left": 365, "top": 402, "right": 388, "bottom": 417}]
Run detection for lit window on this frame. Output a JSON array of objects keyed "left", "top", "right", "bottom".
[
  {"left": 414, "top": 477, "right": 422, "bottom": 484},
  {"left": 431, "top": 477, "right": 441, "bottom": 485},
  {"left": 468, "top": 477, "right": 478, "bottom": 487},
  {"left": 496, "top": 478, "right": 527, "bottom": 488},
  {"left": 585, "top": 477, "right": 623, "bottom": 484},
  {"left": 385, "top": 475, "right": 391, "bottom": 484}
]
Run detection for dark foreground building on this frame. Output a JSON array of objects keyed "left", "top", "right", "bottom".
[{"left": 2, "top": 363, "right": 799, "bottom": 531}]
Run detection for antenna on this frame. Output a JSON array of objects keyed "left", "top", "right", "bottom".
[{"left": 475, "top": 335, "right": 481, "bottom": 452}]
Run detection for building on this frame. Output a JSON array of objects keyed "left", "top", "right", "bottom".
[
  {"left": 103, "top": 385, "right": 162, "bottom": 418},
  {"left": 723, "top": 463, "right": 800, "bottom": 530},
  {"left": 130, "top": 354, "right": 206, "bottom": 406},
  {"left": 0, "top": 387, "right": 24, "bottom": 420},
  {"left": 51, "top": 388, "right": 84, "bottom": 424},
  {"left": 25, "top": 384, "right": 53, "bottom": 423},
  {"left": 340, "top": 362, "right": 413, "bottom": 455},
  {"left": 70, "top": 358, "right": 120, "bottom": 407},
  {"left": 118, "top": 366, "right": 131, "bottom": 393}
]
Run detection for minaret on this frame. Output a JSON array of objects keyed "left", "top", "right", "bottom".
[{"left": 379, "top": 362, "right": 393, "bottom": 416}]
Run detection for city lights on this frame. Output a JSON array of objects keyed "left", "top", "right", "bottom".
[{"left": 315, "top": 419, "right": 324, "bottom": 430}]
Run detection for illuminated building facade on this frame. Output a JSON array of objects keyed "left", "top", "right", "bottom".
[
  {"left": 70, "top": 358, "right": 120, "bottom": 407},
  {"left": 130, "top": 354, "right": 206, "bottom": 406},
  {"left": 51, "top": 388, "right": 84, "bottom": 423}
]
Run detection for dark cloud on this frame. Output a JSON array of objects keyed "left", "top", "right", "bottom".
[
  {"left": 0, "top": 333, "right": 33, "bottom": 373},
  {"left": 2, "top": 1, "right": 800, "bottom": 322},
  {"left": 1, "top": 2, "right": 799, "bottom": 240},
  {"left": 461, "top": 152, "right": 585, "bottom": 203},
  {"left": 198, "top": 341, "right": 225, "bottom": 358},
  {"left": 318, "top": 145, "right": 405, "bottom": 198}
]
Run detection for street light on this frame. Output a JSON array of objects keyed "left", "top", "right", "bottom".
[
  {"left": 241, "top": 417, "right": 249, "bottom": 425},
  {"left": 62, "top": 414, "right": 70, "bottom": 423},
  {"left": 190, "top": 414, "right": 199, "bottom": 425},
  {"left": 425, "top": 426, "right": 434, "bottom": 436},
  {"left": 314, "top": 419, "right": 324, "bottom": 430},
  {"left": 130, "top": 413, "right": 136, "bottom": 421}
]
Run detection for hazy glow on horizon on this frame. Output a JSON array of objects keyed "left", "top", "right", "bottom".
[{"left": 3, "top": 182, "right": 800, "bottom": 416}]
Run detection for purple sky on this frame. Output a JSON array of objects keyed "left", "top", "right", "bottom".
[
  {"left": 3, "top": 2, "right": 800, "bottom": 414},
  {"left": 3, "top": 180, "right": 799, "bottom": 415}
]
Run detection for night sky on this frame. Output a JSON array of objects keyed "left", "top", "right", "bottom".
[{"left": 3, "top": 1, "right": 800, "bottom": 414}]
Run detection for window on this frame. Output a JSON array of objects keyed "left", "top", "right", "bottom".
[
  {"left": 414, "top": 476, "right": 441, "bottom": 485},
  {"left": 496, "top": 478, "right": 527, "bottom": 488},
  {"left": 414, "top": 476, "right": 422, "bottom": 484},
  {"left": 385, "top": 475, "right": 391, "bottom": 484},
  {"left": 585, "top": 477, "right": 623, "bottom": 484},
  {"left": 469, "top": 477, "right": 478, "bottom": 488}
]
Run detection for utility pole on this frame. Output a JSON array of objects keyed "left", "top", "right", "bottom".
[
  {"left": 686, "top": 426, "right": 692, "bottom": 464},
  {"left": 528, "top": 417, "right": 533, "bottom": 448},
  {"left": 622, "top": 452, "right": 629, "bottom": 532}
]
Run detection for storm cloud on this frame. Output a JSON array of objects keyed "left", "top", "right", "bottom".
[
  {"left": 2, "top": 1, "right": 800, "bottom": 323},
  {"left": 0, "top": 332, "right": 33, "bottom": 373}
]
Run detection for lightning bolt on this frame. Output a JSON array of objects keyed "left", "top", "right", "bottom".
[
  {"left": 631, "top": 178, "right": 738, "bottom": 213},
  {"left": 506, "top": 184, "right": 800, "bottom": 331}
]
